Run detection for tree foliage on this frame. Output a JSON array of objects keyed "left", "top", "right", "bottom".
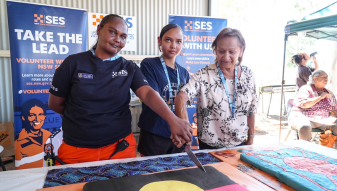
[{"left": 218, "top": 0, "right": 335, "bottom": 68}]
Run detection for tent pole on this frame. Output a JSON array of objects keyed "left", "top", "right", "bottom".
[{"left": 279, "top": 34, "right": 288, "bottom": 142}]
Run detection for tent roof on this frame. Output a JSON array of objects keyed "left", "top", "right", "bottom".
[{"left": 284, "top": 1, "right": 337, "bottom": 41}]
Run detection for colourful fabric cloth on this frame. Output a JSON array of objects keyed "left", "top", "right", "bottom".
[
  {"left": 289, "top": 84, "right": 337, "bottom": 123},
  {"left": 240, "top": 147, "right": 337, "bottom": 191},
  {"left": 44, "top": 152, "right": 221, "bottom": 188},
  {"left": 209, "top": 144, "right": 294, "bottom": 191},
  {"left": 83, "top": 166, "right": 248, "bottom": 191}
]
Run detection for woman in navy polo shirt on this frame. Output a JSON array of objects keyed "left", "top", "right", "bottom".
[
  {"left": 48, "top": 14, "right": 192, "bottom": 164},
  {"left": 137, "top": 24, "right": 190, "bottom": 156}
]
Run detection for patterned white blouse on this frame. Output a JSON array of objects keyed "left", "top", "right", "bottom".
[{"left": 180, "top": 63, "right": 259, "bottom": 148}]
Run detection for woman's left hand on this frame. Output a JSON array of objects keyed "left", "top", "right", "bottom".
[
  {"left": 169, "top": 118, "right": 193, "bottom": 148},
  {"left": 244, "top": 137, "right": 254, "bottom": 145}
]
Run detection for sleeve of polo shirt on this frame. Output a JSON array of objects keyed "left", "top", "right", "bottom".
[
  {"left": 180, "top": 69, "right": 202, "bottom": 106},
  {"left": 185, "top": 70, "right": 190, "bottom": 84},
  {"left": 140, "top": 59, "right": 159, "bottom": 92},
  {"left": 130, "top": 64, "right": 149, "bottom": 92},
  {"left": 178, "top": 69, "right": 190, "bottom": 92},
  {"left": 49, "top": 56, "right": 73, "bottom": 98}
]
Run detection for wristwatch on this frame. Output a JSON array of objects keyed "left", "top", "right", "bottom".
[{"left": 248, "top": 134, "right": 255, "bottom": 138}]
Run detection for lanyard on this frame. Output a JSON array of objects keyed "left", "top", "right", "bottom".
[
  {"left": 160, "top": 56, "right": 179, "bottom": 110},
  {"left": 90, "top": 49, "right": 120, "bottom": 61},
  {"left": 217, "top": 63, "right": 237, "bottom": 118}
]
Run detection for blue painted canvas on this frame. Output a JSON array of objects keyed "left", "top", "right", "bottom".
[{"left": 240, "top": 147, "right": 337, "bottom": 191}]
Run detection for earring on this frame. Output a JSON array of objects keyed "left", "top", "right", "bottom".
[{"left": 159, "top": 46, "right": 162, "bottom": 52}]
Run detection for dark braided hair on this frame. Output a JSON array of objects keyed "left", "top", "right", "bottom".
[{"left": 92, "top": 14, "right": 128, "bottom": 49}]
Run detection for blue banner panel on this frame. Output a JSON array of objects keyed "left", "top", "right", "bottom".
[
  {"left": 169, "top": 15, "right": 227, "bottom": 150},
  {"left": 7, "top": 0, "right": 87, "bottom": 169}
]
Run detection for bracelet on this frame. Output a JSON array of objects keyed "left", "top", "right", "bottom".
[{"left": 248, "top": 134, "right": 255, "bottom": 138}]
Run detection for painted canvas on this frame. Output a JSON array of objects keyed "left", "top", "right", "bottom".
[
  {"left": 240, "top": 147, "right": 337, "bottom": 191},
  {"left": 83, "top": 166, "right": 249, "bottom": 191},
  {"left": 209, "top": 144, "right": 294, "bottom": 191}
]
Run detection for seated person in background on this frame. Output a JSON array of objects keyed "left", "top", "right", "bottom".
[
  {"left": 292, "top": 52, "right": 319, "bottom": 92},
  {"left": 289, "top": 70, "right": 337, "bottom": 147}
]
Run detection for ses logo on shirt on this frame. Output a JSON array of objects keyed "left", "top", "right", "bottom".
[
  {"left": 78, "top": 73, "right": 93, "bottom": 79},
  {"left": 112, "top": 70, "right": 128, "bottom": 78}
]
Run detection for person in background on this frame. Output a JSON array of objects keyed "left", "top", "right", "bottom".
[
  {"left": 15, "top": 99, "right": 51, "bottom": 169},
  {"left": 292, "top": 52, "right": 319, "bottom": 92},
  {"left": 48, "top": 15, "right": 192, "bottom": 164},
  {"left": 289, "top": 70, "right": 337, "bottom": 147},
  {"left": 190, "top": 113, "right": 199, "bottom": 149},
  {"left": 174, "top": 27, "right": 259, "bottom": 149},
  {"left": 137, "top": 24, "right": 190, "bottom": 156}
]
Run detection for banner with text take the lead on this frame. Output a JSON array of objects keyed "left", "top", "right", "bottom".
[{"left": 7, "top": 0, "right": 87, "bottom": 169}]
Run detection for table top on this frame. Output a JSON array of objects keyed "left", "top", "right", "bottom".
[
  {"left": 0, "top": 140, "right": 336, "bottom": 191},
  {"left": 37, "top": 162, "right": 274, "bottom": 191}
]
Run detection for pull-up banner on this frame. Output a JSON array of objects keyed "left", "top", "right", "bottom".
[
  {"left": 169, "top": 15, "right": 227, "bottom": 149},
  {"left": 88, "top": 12, "right": 137, "bottom": 51},
  {"left": 7, "top": 0, "right": 87, "bottom": 169}
]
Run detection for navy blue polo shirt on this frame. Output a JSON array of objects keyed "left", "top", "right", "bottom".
[
  {"left": 138, "top": 57, "right": 189, "bottom": 138},
  {"left": 49, "top": 50, "right": 148, "bottom": 148}
]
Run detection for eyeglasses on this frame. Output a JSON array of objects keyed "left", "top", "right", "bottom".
[{"left": 318, "top": 76, "right": 328, "bottom": 80}]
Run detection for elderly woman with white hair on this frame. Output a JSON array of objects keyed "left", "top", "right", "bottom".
[{"left": 289, "top": 70, "right": 337, "bottom": 144}]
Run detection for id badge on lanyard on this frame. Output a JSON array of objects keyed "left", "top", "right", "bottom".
[
  {"left": 160, "top": 56, "right": 180, "bottom": 111},
  {"left": 217, "top": 63, "right": 237, "bottom": 118}
]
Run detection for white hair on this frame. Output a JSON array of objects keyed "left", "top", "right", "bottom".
[{"left": 307, "top": 70, "right": 327, "bottom": 84}]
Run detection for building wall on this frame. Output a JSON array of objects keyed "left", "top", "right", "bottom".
[{"left": 0, "top": 0, "right": 209, "bottom": 123}]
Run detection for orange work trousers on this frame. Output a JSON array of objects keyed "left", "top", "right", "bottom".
[{"left": 56, "top": 133, "right": 137, "bottom": 165}]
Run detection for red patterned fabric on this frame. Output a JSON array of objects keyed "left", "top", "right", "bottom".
[
  {"left": 291, "top": 84, "right": 337, "bottom": 122},
  {"left": 284, "top": 156, "right": 337, "bottom": 176}
]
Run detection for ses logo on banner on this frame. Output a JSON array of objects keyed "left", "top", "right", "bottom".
[
  {"left": 184, "top": 20, "right": 212, "bottom": 31},
  {"left": 88, "top": 13, "right": 137, "bottom": 51},
  {"left": 34, "top": 14, "right": 65, "bottom": 27}
]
